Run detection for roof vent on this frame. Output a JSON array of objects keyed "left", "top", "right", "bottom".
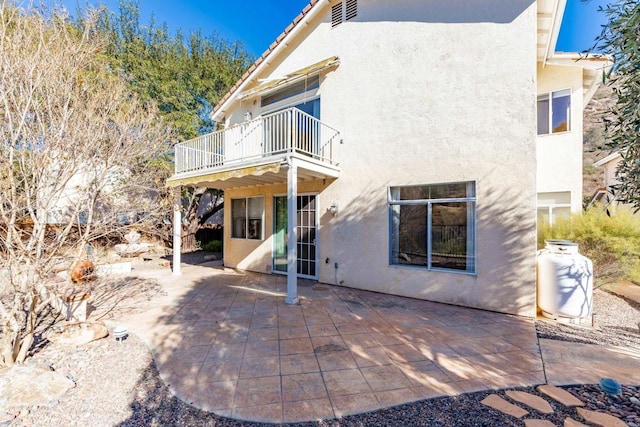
[
  {"left": 331, "top": 3, "right": 343, "bottom": 27},
  {"left": 346, "top": 0, "right": 357, "bottom": 21}
]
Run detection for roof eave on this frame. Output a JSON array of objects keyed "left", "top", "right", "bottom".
[
  {"left": 545, "top": 0, "right": 567, "bottom": 65},
  {"left": 211, "top": 0, "right": 326, "bottom": 122}
]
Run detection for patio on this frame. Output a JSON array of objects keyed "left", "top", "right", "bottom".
[{"left": 119, "top": 262, "right": 548, "bottom": 423}]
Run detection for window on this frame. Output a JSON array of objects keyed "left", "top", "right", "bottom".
[
  {"left": 389, "top": 182, "right": 476, "bottom": 274},
  {"left": 232, "top": 197, "right": 264, "bottom": 239},
  {"left": 537, "top": 192, "right": 571, "bottom": 225},
  {"left": 261, "top": 75, "right": 319, "bottom": 108},
  {"left": 538, "top": 89, "right": 571, "bottom": 135}
]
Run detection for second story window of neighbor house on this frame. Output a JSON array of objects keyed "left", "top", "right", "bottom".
[
  {"left": 332, "top": 0, "right": 357, "bottom": 28},
  {"left": 537, "top": 89, "right": 571, "bottom": 135}
]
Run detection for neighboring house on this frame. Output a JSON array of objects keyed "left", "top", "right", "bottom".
[
  {"left": 536, "top": 47, "right": 611, "bottom": 225},
  {"left": 44, "top": 166, "right": 144, "bottom": 225},
  {"left": 167, "top": 0, "right": 610, "bottom": 317},
  {"left": 590, "top": 151, "right": 634, "bottom": 213}
]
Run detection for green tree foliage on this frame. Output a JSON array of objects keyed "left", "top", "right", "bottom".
[
  {"left": 85, "top": 0, "right": 252, "bottom": 140},
  {"left": 538, "top": 209, "right": 640, "bottom": 284},
  {"left": 76, "top": 1, "right": 253, "bottom": 249},
  {"left": 595, "top": 1, "right": 640, "bottom": 209}
]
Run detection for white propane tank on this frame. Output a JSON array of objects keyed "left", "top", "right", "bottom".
[{"left": 537, "top": 240, "right": 593, "bottom": 320}]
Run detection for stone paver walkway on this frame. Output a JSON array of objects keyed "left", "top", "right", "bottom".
[
  {"left": 115, "top": 263, "right": 640, "bottom": 424},
  {"left": 480, "top": 385, "right": 628, "bottom": 426}
]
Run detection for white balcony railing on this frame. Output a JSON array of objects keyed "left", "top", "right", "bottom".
[{"left": 174, "top": 107, "right": 340, "bottom": 175}]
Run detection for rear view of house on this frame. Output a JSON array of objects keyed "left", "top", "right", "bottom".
[{"left": 168, "top": 0, "right": 610, "bottom": 317}]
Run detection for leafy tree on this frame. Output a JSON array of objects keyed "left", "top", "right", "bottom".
[
  {"left": 595, "top": 0, "right": 640, "bottom": 209},
  {"left": 0, "top": 1, "right": 171, "bottom": 365},
  {"left": 85, "top": 1, "right": 252, "bottom": 248}
]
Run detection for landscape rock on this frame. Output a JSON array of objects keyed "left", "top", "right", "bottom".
[
  {"left": 0, "top": 364, "right": 75, "bottom": 411},
  {"left": 124, "top": 231, "right": 141, "bottom": 244},
  {"left": 538, "top": 384, "right": 584, "bottom": 407},
  {"left": 524, "top": 420, "right": 555, "bottom": 427},
  {"left": 564, "top": 418, "right": 588, "bottom": 427},
  {"left": 506, "top": 390, "right": 554, "bottom": 414},
  {"left": 48, "top": 322, "right": 109, "bottom": 347},
  {"left": 576, "top": 407, "right": 627, "bottom": 427},
  {"left": 480, "top": 394, "right": 529, "bottom": 418}
]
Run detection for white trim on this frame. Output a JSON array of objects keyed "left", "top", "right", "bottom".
[
  {"left": 387, "top": 181, "right": 477, "bottom": 275},
  {"left": 262, "top": 95, "right": 320, "bottom": 117},
  {"left": 594, "top": 151, "right": 621, "bottom": 167},
  {"left": 272, "top": 192, "right": 319, "bottom": 280},
  {"left": 230, "top": 196, "right": 265, "bottom": 240},
  {"left": 537, "top": 87, "right": 572, "bottom": 136},
  {"left": 545, "top": 0, "right": 567, "bottom": 65}
]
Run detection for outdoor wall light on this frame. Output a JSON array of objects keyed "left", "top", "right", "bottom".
[
  {"left": 243, "top": 111, "right": 252, "bottom": 121},
  {"left": 329, "top": 201, "right": 339, "bottom": 216}
]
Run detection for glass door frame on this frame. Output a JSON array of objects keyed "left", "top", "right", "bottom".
[{"left": 272, "top": 193, "right": 319, "bottom": 280}]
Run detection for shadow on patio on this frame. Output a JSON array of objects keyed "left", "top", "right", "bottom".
[{"left": 113, "top": 264, "right": 545, "bottom": 424}]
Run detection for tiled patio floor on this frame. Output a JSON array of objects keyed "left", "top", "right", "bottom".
[{"left": 119, "top": 263, "right": 547, "bottom": 423}]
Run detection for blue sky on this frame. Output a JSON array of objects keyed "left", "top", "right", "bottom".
[
  {"left": 557, "top": 0, "right": 608, "bottom": 52},
  {"left": 46, "top": 0, "right": 608, "bottom": 56}
]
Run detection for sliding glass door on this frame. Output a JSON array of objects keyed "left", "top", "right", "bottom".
[{"left": 273, "top": 195, "right": 317, "bottom": 279}]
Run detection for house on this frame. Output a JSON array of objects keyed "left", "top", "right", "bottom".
[
  {"left": 167, "top": 0, "right": 611, "bottom": 317},
  {"left": 590, "top": 151, "right": 635, "bottom": 213},
  {"left": 536, "top": 46, "right": 612, "bottom": 225}
]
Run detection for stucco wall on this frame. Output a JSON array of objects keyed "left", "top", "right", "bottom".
[
  {"left": 221, "top": 0, "right": 538, "bottom": 316},
  {"left": 536, "top": 64, "right": 585, "bottom": 213}
]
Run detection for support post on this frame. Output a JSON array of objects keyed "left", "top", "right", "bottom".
[
  {"left": 286, "top": 158, "right": 299, "bottom": 304},
  {"left": 172, "top": 187, "right": 182, "bottom": 276}
]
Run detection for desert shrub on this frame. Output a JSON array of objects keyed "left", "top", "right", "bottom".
[
  {"left": 538, "top": 209, "right": 640, "bottom": 285},
  {"left": 201, "top": 240, "right": 223, "bottom": 252}
]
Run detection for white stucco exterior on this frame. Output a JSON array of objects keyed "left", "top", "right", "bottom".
[
  {"left": 218, "top": 0, "right": 539, "bottom": 316},
  {"left": 168, "top": 0, "right": 610, "bottom": 317},
  {"left": 536, "top": 64, "right": 585, "bottom": 214}
]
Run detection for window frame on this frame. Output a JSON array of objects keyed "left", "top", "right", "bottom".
[
  {"left": 388, "top": 181, "right": 477, "bottom": 275},
  {"left": 537, "top": 191, "right": 571, "bottom": 226},
  {"left": 537, "top": 88, "right": 572, "bottom": 136},
  {"left": 260, "top": 74, "right": 320, "bottom": 110},
  {"left": 231, "top": 196, "right": 265, "bottom": 240}
]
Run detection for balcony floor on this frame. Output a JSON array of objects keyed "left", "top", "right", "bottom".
[{"left": 167, "top": 153, "right": 339, "bottom": 189}]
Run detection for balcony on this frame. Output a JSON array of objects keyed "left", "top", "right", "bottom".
[{"left": 170, "top": 107, "right": 341, "bottom": 188}]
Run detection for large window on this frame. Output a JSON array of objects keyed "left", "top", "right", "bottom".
[
  {"left": 538, "top": 89, "right": 571, "bottom": 135},
  {"left": 232, "top": 197, "right": 264, "bottom": 239},
  {"left": 537, "top": 192, "right": 571, "bottom": 226},
  {"left": 389, "top": 182, "right": 476, "bottom": 274}
]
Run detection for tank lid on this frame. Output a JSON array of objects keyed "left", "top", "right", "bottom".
[{"left": 545, "top": 239, "right": 577, "bottom": 247}]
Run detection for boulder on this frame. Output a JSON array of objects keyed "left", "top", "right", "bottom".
[
  {"left": 48, "top": 322, "right": 109, "bottom": 347},
  {"left": 0, "top": 364, "right": 75, "bottom": 410}
]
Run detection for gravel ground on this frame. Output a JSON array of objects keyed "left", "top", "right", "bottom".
[{"left": 5, "top": 283, "right": 640, "bottom": 426}]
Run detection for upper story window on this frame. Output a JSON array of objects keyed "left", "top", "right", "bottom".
[
  {"left": 537, "top": 89, "right": 571, "bottom": 135},
  {"left": 261, "top": 74, "right": 319, "bottom": 108}
]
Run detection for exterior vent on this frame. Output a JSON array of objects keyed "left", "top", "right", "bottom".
[
  {"left": 345, "top": 0, "right": 357, "bottom": 21},
  {"left": 331, "top": 2, "right": 343, "bottom": 27}
]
